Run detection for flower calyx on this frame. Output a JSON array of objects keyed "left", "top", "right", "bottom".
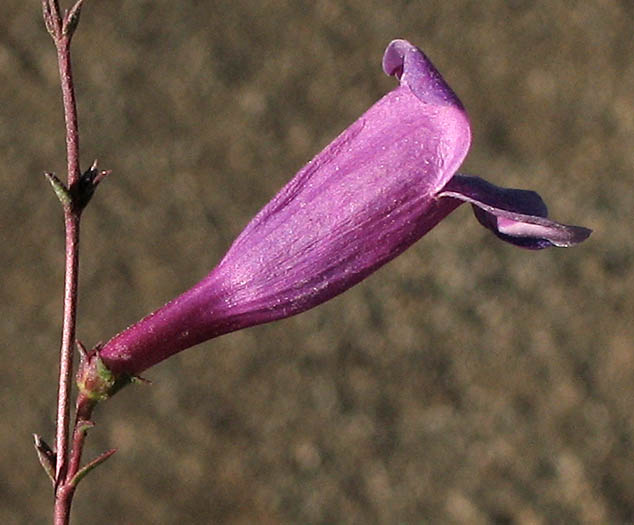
[{"left": 76, "top": 346, "right": 132, "bottom": 403}]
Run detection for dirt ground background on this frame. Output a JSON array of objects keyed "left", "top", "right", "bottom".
[{"left": 1, "top": 0, "right": 632, "bottom": 523}]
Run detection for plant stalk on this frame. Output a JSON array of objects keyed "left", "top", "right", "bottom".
[{"left": 43, "top": 1, "right": 92, "bottom": 522}]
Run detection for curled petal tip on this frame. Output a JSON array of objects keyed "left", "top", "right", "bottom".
[{"left": 382, "top": 39, "right": 464, "bottom": 109}]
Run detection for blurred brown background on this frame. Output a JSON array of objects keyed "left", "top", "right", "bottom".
[{"left": 1, "top": 0, "right": 632, "bottom": 523}]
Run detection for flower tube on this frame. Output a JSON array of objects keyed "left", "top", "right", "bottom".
[{"left": 79, "top": 39, "right": 590, "bottom": 398}]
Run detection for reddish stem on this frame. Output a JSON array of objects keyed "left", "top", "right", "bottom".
[
  {"left": 53, "top": 30, "right": 82, "bottom": 480},
  {"left": 55, "top": 208, "right": 80, "bottom": 485},
  {"left": 54, "top": 396, "right": 95, "bottom": 524},
  {"left": 43, "top": 1, "right": 90, "bottom": 522},
  {"left": 67, "top": 396, "right": 96, "bottom": 484},
  {"left": 57, "top": 38, "right": 82, "bottom": 188}
]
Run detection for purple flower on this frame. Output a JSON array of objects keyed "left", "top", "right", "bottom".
[{"left": 81, "top": 39, "right": 590, "bottom": 394}]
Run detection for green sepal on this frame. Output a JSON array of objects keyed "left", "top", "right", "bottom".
[{"left": 76, "top": 353, "right": 132, "bottom": 402}]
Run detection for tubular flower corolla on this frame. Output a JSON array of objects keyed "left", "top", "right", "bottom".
[{"left": 82, "top": 39, "right": 590, "bottom": 394}]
